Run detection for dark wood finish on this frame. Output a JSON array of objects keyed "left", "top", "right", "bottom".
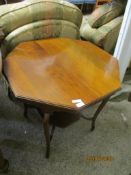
[
  {"left": 128, "top": 93, "right": 131, "bottom": 102},
  {"left": 4, "top": 38, "right": 121, "bottom": 158},
  {"left": 90, "top": 97, "right": 109, "bottom": 131},
  {"left": 81, "top": 97, "right": 109, "bottom": 131},
  {"left": 24, "top": 103, "right": 28, "bottom": 118},
  {"left": 42, "top": 113, "right": 51, "bottom": 158},
  {"left": 50, "top": 124, "right": 56, "bottom": 141},
  {"left": 4, "top": 38, "right": 120, "bottom": 111},
  {"left": 0, "top": 149, "right": 9, "bottom": 173}
]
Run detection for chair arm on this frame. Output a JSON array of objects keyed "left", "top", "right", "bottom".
[
  {"left": 92, "top": 16, "right": 123, "bottom": 53},
  {"left": 80, "top": 22, "right": 97, "bottom": 41}
]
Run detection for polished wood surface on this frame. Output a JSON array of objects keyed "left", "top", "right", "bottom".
[{"left": 4, "top": 38, "right": 120, "bottom": 110}]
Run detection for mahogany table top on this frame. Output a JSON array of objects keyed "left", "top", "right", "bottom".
[{"left": 4, "top": 38, "right": 121, "bottom": 111}]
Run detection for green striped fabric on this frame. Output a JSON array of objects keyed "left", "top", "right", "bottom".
[
  {"left": 88, "top": 1, "right": 124, "bottom": 28},
  {"left": 80, "top": 15, "right": 123, "bottom": 53},
  {"left": 0, "top": 0, "right": 82, "bottom": 36},
  {"left": 92, "top": 16, "right": 123, "bottom": 52},
  {"left": 1, "top": 20, "right": 80, "bottom": 58},
  {"left": 0, "top": 0, "right": 82, "bottom": 58}
]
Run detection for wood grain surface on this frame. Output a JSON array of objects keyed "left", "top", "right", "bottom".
[{"left": 4, "top": 38, "right": 121, "bottom": 110}]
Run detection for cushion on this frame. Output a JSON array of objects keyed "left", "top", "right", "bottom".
[
  {"left": 1, "top": 20, "right": 80, "bottom": 58},
  {"left": 92, "top": 16, "right": 123, "bottom": 52},
  {"left": 80, "top": 22, "right": 97, "bottom": 41},
  {"left": 0, "top": 0, "right": 82, "bottom": 36},
  {"left": 88, "top": 1, "right": 124, "bottom": 28},
  {"left": 80, "top": 15, "right": 97, "bottom": 41}
]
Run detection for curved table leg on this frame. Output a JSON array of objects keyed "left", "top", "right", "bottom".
[
  {"left": 23, "top": 106, "right": 56, "bottom": 158},
  {"left": 128, "top": 93, "right": 131, "bottom": 102},
  {"left": 81, "top": 97, "right": 109, "bottom": 131},
  {"left": 42, "top": 113, "right": 51, "bottom": 159},
  {"left": 24, "top": 104, "right": 29, "bottom": 118},
  {"left": 0, "top": 149, "right": 9, "bottom": 173},
  {"left": 90, "top": 98, "right": 109, "bottom": 131},
  {"left": 50, "top": 124, "right": 56, "bottom": 141}
]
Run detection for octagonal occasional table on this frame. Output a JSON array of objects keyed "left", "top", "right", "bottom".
[{"left": 3, "top": 38, "right": 121, "bottom": 158}]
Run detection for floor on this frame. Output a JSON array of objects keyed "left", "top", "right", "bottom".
[{"left": 0, "top": 72, "right": 131, "bottom": 175}]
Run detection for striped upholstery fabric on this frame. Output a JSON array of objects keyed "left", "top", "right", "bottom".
[
  {"left": 88, "top": 1, "right": 124, "bottom": 28},
  {"left": 1, "top": 20, "right": 80, "bottom": 58},
  {"left": 80, "top": 1, "right": 126, "bottom": 53},
  {"left": 0, "top": 0, "right": 82, "bottom": 58},
  {"left": 92, "top": 16, "right": 123, "bottom": 52}
]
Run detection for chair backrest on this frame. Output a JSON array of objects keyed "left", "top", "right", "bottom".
[
  {"left": 0, "top": 0, "right": 82, "bottom": 58},
  {"left": 88, "top": 0, "right": 124, "bottom": 28}
]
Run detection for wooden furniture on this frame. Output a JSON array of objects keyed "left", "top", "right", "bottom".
[
  {"left": 3, "top": 38, "right": 121, "bottom": 158},
  {"left": 0, "top": 46, "right": 9, "bottom": 173},
  {"left": 128, "top": 93, "right": 131, "bottom": 102},
  {"left": 0, "top": 150, "right": 9, "bottom": 173}
]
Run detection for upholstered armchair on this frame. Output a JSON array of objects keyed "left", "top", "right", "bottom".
[
  {"left": 0, "top": 0, "right": 82, "bottom": 59},
  {"left": 80, "top": 0, "right": 126, "bottom": 53}
]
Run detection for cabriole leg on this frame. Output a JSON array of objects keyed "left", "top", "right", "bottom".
[
  {"left": 0, "top": 149, "right": 9, "bottom": 173},
  {"left": 128, "top": 93, "right": 131, "bottom": 102},
  {"left": 81, "top": 97, "right": 110, "bottom": 131},
  {"left": 42, "top": 113, "right": 50, "bottom": 158},
  {"left": 90, "top": 98, "right": 109, "bottom": 131}
]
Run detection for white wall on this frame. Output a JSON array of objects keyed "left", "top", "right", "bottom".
[{"left": 114, "top": 0, "right": 131, "bottom": 81}]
